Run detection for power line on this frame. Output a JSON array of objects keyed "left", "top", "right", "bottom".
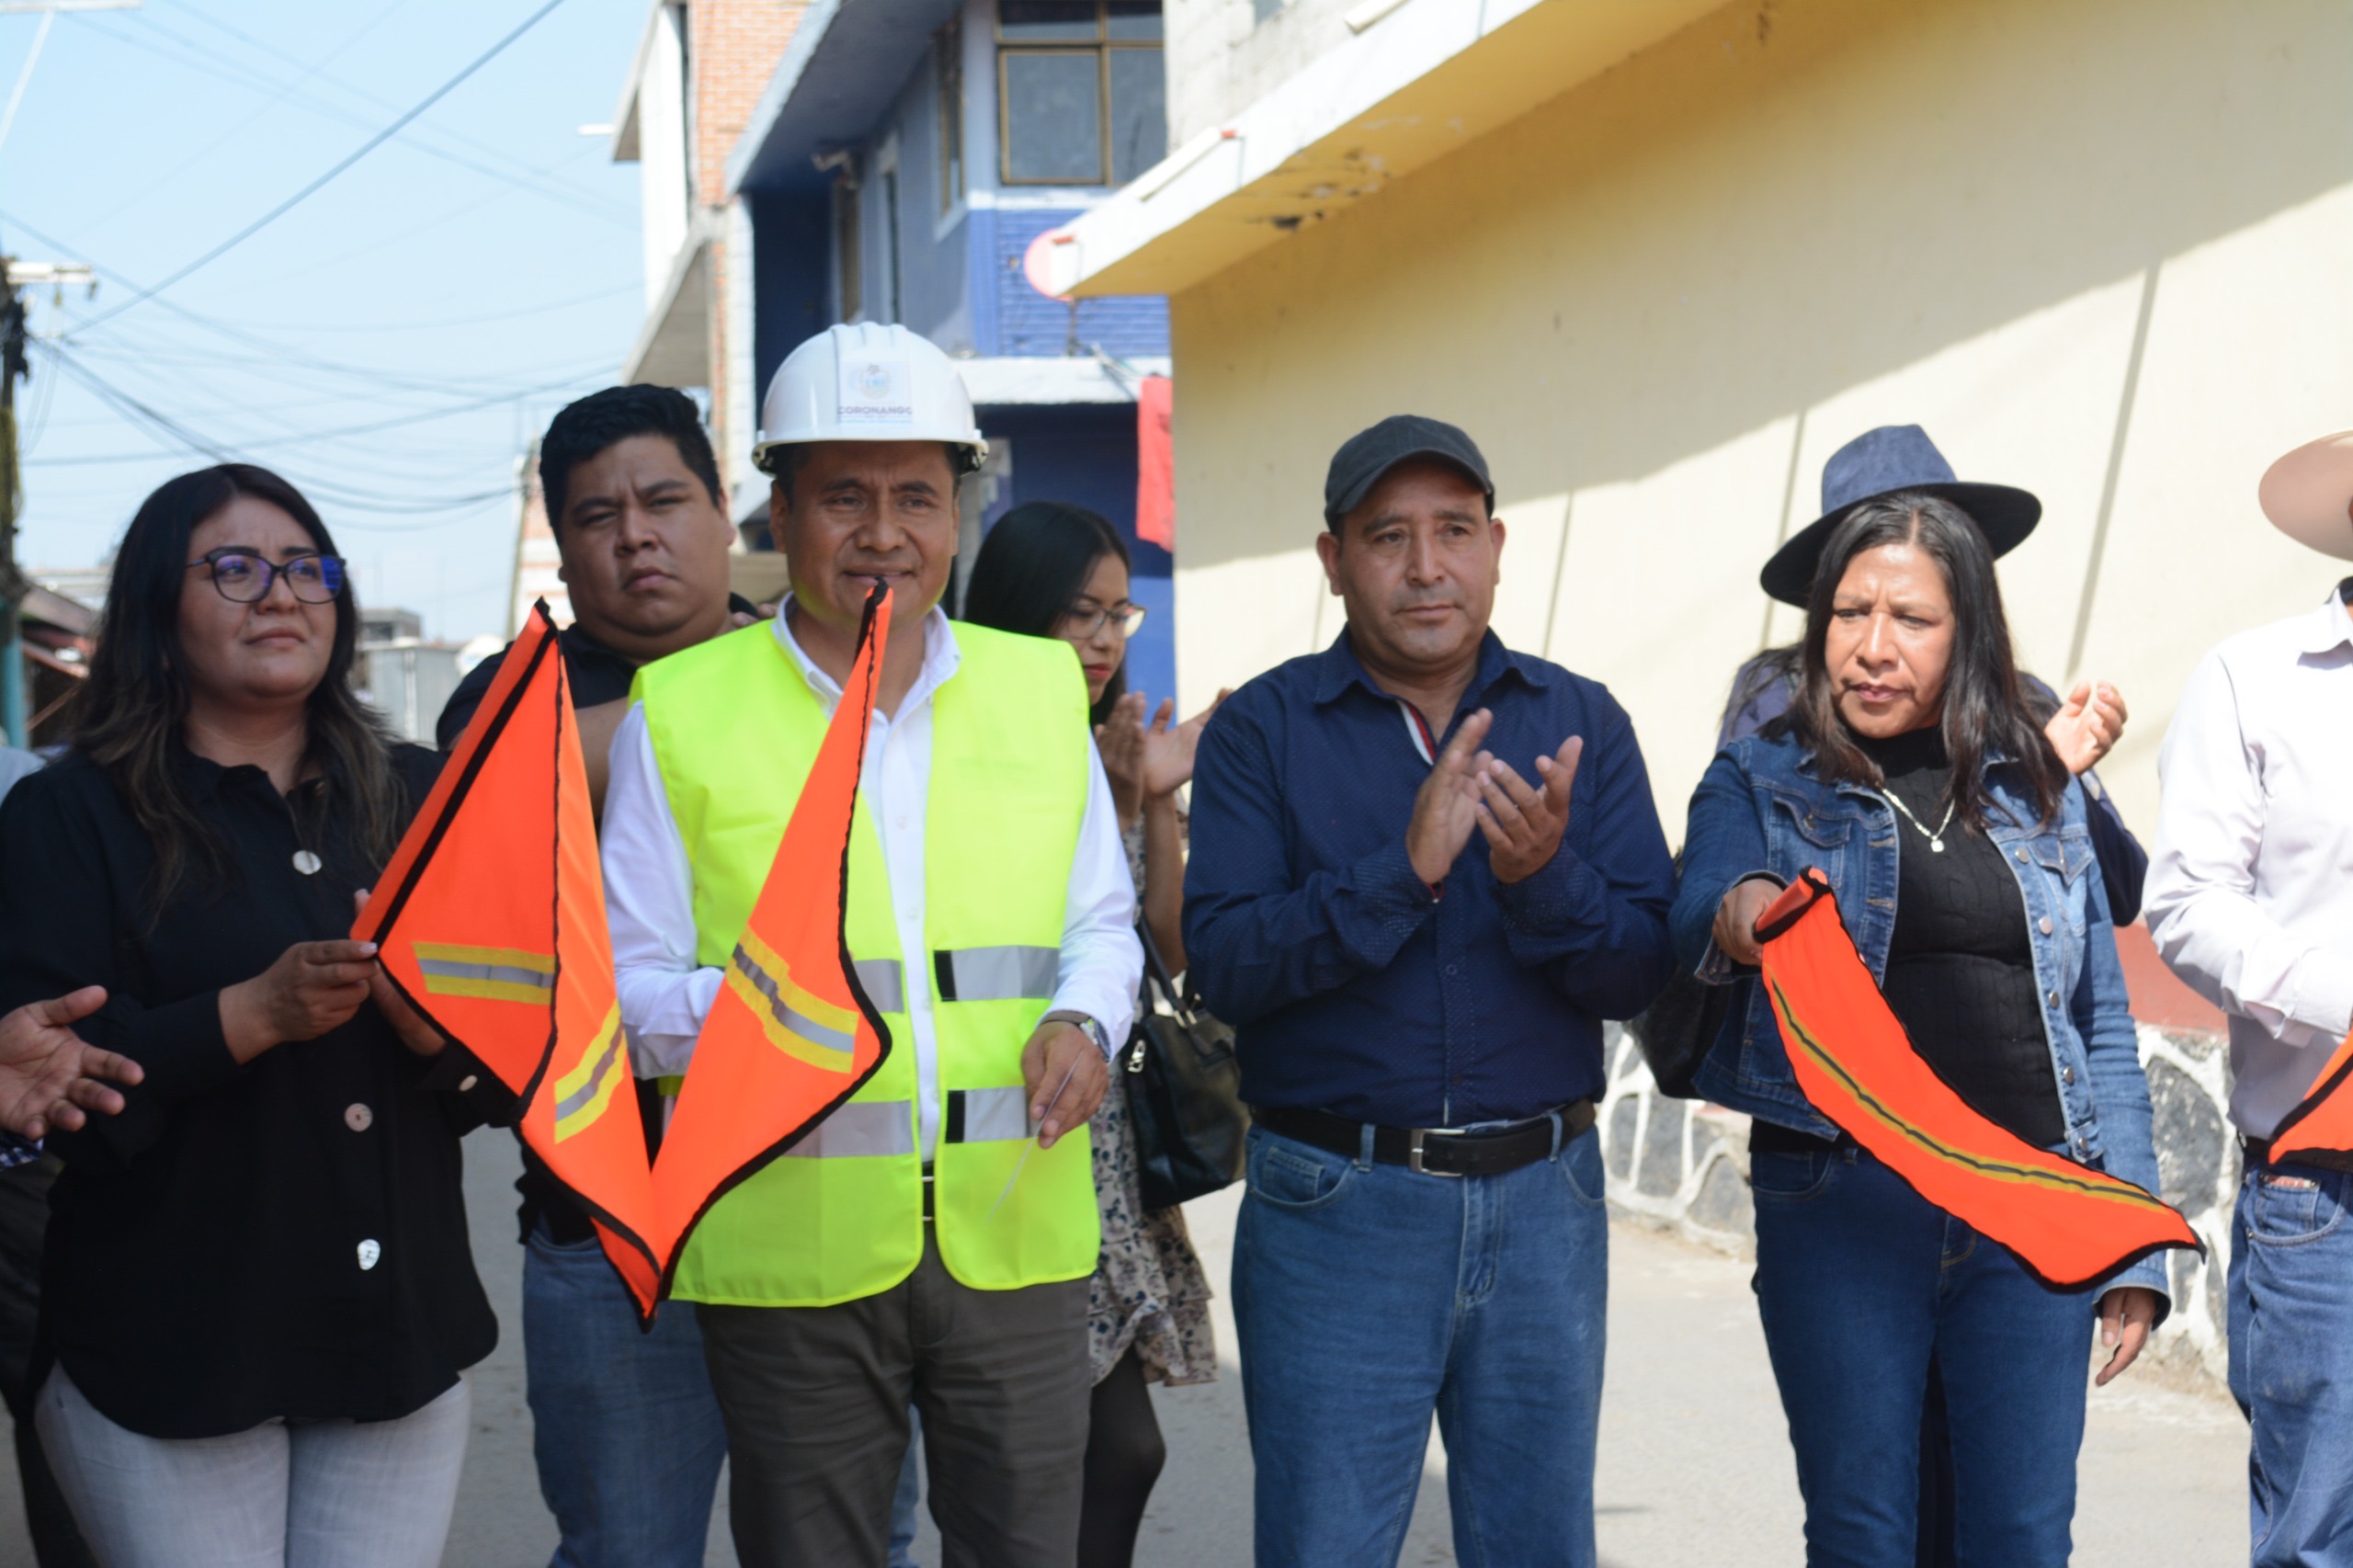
[
  {"left": 75, "top": 13, "right": 633, "bottom": 231},
  {"left": 74, "top": 0, "right": 574, "bottom": 332},
  {"left": 37, "top": 341, "right": 517, "bottom": 514}
]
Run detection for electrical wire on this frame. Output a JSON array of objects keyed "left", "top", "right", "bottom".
[
  {"left": 38, "top": 341, "right": 522, "bottom": 514},
  {"left": 153, "top": 0, "right": 634, "bottom": 225},
  {"left": 74, "top": 0, "right": 577, "bottom": 333},
  {"left": 2, "top": 205, "right": 619, "bottom": 396}
]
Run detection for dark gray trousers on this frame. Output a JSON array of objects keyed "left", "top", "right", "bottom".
[{"left": 699, "top": 1234, "right": 1090, "bottom": 1568}]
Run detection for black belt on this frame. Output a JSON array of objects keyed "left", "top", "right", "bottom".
[
  {"left": 1254, "top": 1101, "right": 1595, "bottom": 1178},
  {"left": 2242, "top": 1136, "right": 2353, "bottom": 1176}
]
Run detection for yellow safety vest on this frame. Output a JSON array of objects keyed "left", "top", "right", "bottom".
[{"left": 633, "top": 617, "right": 1100, "bottom": 1306}]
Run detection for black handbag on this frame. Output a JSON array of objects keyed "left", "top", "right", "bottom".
[
  {"left": 1624, "top": 853, "right": 1733, "bottom": 1099},
  {"left": 1625, "top": 965, "right": 1731, "bottom": 1101},
  {"left": 1122, "top": 921, "right": 1250, "bottom": 1210}
]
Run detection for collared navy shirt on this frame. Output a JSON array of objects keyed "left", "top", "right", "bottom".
[{"left": 1184, "top": 630, "right": 1677, "bottom": 1128}]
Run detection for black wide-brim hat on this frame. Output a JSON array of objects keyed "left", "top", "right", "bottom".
[{"left": 1759, "top": 424, "right": 2041, "bottom": 607}]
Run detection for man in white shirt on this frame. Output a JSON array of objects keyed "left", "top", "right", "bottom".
[
  {"left": 2145, "top": 428, "right": 2353, "bottom": 1568},
  {"left": 600, "top": 322, "right": 1140, "bottom": 1568}
]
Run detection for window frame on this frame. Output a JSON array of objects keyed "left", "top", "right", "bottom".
[
  {"left": 936, "top": 17, "right": 964, "bottom": 214},
  {"left": 995, "top": 0, "right": 1162, "bottom": 187},
  {"left": 832, "top": 173, "right": 863, "bottom": 324}
]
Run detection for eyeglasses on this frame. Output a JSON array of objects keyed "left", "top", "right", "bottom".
[
  {"left": 186, "top": 549, "right": 347, "bottom": 605},
  {"left": 1061, "top": 600, "right": 1147, "bottom": 638}
]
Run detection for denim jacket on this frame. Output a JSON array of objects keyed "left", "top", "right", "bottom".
[{"left": 1669, "top": 728, "right": 2172, "bottom": 1306}]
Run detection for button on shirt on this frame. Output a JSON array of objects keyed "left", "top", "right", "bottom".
[
  {"left": 601, "top": 601, "right": 1140, "bottom": 1159},
  {"left": 1182, "top": 631, "right": 1677, "bottom": 1128},
  {"left": 2147, "top": 582, "right": 2353, "bottom": 1136}
]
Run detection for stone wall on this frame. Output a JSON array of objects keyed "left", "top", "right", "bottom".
[{"left": 1598, "top": 1022, "right": 2239, "bottom": 1387}]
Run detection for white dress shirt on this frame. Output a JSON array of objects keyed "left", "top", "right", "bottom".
[
  {"left": 601, "top": 600, "right": 1141, "bottom": 1160},
  {"left": 2146, "top": 581, "right": 2353, "bottom": 1137}
]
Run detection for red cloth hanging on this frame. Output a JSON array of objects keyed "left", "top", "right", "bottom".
[{"left": 1136, "top": 375, "right": 1174, "bottom": 551}]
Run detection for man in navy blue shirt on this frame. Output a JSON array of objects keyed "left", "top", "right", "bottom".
[{"left": 1185, "top": 415, "right": 1675, "bottom": 1568}]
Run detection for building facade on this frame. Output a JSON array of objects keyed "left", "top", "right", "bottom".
[{"left": 725, "top": 0, "right": 1177, "bottom": 699}]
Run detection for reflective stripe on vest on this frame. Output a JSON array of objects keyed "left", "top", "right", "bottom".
[
  {"left": 779, "top": 1099, "right": 917, "bottom": 1159},
  {"left": 946, "top": 1085, "right": 1033, "bottom": 1144},
  {"left": 854, "top": 959, "right": 905, "bottom": 1016},
  {"left": 932, "top": 946, "right": 1058, "bottom": 1003}
]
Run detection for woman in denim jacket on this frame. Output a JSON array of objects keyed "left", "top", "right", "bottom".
[{"left": 1670, "top": 494, "right": 2169, "bottom": 1568}]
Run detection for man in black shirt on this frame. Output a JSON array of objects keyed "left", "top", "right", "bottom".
[{"left": 437, "top": 386, "right": 753, "bottom": 1568}]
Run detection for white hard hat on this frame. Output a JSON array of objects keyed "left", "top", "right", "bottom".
[{"left": 752, "top": 322, "right": 987, "bottom": 476}]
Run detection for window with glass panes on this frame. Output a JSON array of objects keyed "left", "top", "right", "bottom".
[{"left": 996, "top": 0, "right": 1165, "bottom": 187}]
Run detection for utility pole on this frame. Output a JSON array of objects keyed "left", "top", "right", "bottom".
[
  {"left": 0, "top": 259, "right": 94, "bottom": 748},
  {"left": 0, "top": 0, "right": 134, "bottom": 746}
]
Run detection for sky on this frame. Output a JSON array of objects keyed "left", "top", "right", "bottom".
[{"left": 4, "top": 0, "right": 651, "bottom": 642}]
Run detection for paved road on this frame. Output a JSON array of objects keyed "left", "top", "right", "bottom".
[{"left": 0, "top": 1128, "right": 2248, "bottom": 1564}]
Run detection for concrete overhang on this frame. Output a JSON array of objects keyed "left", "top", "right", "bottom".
[
  {"left": 726, "top": 0, "right": 962, "bottom": 198},
  {"left": 958, "top": 355, "right": 1171, "bottom": 407},
  {"left": 610, "top": 0, "right": 663, "bottom": 163},
  {"left": 1034, "top": 0, "right": 1724, "bottom": 299},
  {"left": 623, "top": 221, "right": 714, "bottom": 386}
]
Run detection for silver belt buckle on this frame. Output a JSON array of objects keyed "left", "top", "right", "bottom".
[{"left": 1407, "top": 1129, "right": 1463, "bottom": 1178}]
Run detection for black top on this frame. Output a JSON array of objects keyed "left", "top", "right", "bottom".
[
  {"left": 1863, "top": 727, "right": 2063, "bottom": 1148},
  {"left": 0, "top": 745, "right": 513, "bottom": 1438},
  {"left": 438, "top": 608, "right": 750, "bottom": 1245}
]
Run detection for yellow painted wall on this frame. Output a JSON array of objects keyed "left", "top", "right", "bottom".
[{"left": 1166, "top": 0, "right": 2353, "bottom": 841}]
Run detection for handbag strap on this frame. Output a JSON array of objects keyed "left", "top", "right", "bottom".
[{"left": 1134, "top": 916, "right": 1197, "bottom": 1024}]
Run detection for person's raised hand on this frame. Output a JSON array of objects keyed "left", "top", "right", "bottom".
[
  {"left": 1712, "top": 877, "right": 1782, "bottom": 969},
  {"left": 1020, "top": 1020, "right": 1108, "bottom": 1150},
  {"left": 2095, "top": 1285, "right": 2161, "bottom": 1386},
  {"left": 2046, "top": 681, "right": 2129, "bottom": 777},
  {"left": 219, "top": 938, "right": 378, "bottom": 1062},
  {"left": 353, "top": 890, "right": 449, "bottom": 1059},
  {"left": 1095, "top": 690, "right": 1149, "bottom": 828},
  {"left": 0, "top": 986, "right": 142, "bottom": 1140},
  {"left": 1405, "top": 708, "right": 1493, "bottom": 890},
  {"left": 1140, "top": 688, "right": 1233, "bottom": 800},
  {"left": 1474, "top": 734, "right": 1584, "bottom": 884}
]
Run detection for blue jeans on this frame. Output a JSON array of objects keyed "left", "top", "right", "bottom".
[
  {"left": 1751, "top": 1142, "right": 2094, "bottom": 1568},
  {"left": 1233, "top": 1121, "right": 1608, "bottom": 1568},
  {"left": 2230, "top": 1158, "right": 2353, "bottom": 1566},
  {"left": 523, "top": 1223, "right": 729, "bottom": 1568}
]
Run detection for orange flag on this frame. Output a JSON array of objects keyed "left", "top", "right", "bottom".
[
  {"left": 647, "top": 585, "right": 897, "bottom": 1292},
  {"left": 2265, "top": 1024, "right": 2353, "bottom": 1165},
  {"left": 354, "top": 604, "right": 663, "bottom": 1315},
  {"left": 1756, "top": 869, "right": 2200, "bottom": 1289}
]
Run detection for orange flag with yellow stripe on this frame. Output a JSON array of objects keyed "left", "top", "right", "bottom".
[
  {"left": 646, "top": 585, "right": 896, "bottom": 1292},
  {"left": 354, "top": 603, "right": 663, "bottom": 1315},
  {"left": 1756, "top": 868, "right": 2199, "bottom": 1289},
  {"left": 2265, "top": 1024, "right": 2353, "bottom": 1165}
]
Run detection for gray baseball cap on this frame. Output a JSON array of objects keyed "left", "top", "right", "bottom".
[{"left": 1323, "top": 415, "right": 1495, "bottom": 528}]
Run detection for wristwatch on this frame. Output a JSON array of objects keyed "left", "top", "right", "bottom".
[{"left": 1040, "top": 1008, "right": 1113, "bottom": 1059}]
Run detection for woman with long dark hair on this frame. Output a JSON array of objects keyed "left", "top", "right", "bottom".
[
  {"left": 1671, "top": 494, "right": 2167, "bottom": 1565},
  {"left": 0, "top": 465, "right": 508, "bottom": 1566},
  {"left": 961, "top": 501, "right": 1220, "bottom": 1568}
]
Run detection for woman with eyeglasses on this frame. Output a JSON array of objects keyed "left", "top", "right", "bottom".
[
  {"left": 959, "top": 501, "right": 1222, "bottom": 1568},
  {"left": 0, "top": 465, "right": 510, "bottom": 1567}
]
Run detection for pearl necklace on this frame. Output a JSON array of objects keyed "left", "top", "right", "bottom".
[{"left": 1879, "top": 789, "right": 1957, "bottom": 853}]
